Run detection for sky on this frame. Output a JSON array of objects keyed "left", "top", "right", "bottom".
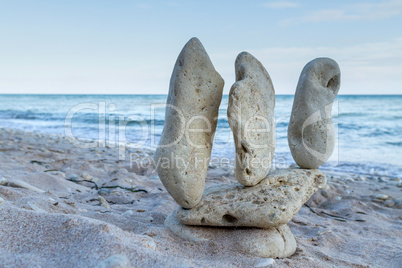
[{"left": 0, "top": 0, "right": 401, "bottom": 95}]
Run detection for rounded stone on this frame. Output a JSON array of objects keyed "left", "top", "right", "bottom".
[
  {"left": 164, "top": 211, "right": 296, "bottom": 258},
  {"left": 288, "top": 58, "right": 341, "bottom": 169},
  {"left": 383, "top": 199, "right": 395, "bottom": 207},
  {"left": 0, "top": 177, "right": 8, "bottom": 186}
]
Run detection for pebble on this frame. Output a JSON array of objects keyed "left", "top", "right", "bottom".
[
  {"left": 67, "top": 173, "right": 80, "bottom": 182},
  {"left": 98, "top": 196, "right": 111, "bottom": 209},
  {"left": 378, "top": 177, "right": 388, "bottom": 183},
  {"left": 82, "top": 172, "right": 98, "bottom": 182},
  {"left": 48, "top": 198, "right": 58, "bottom": 206},
  {"left": 123, "top": 210, "right": 135, "bottom": 217},
  {"left": 394, "top": 199, "right": 402, "bottom": 209},
  {"left": 321, "top": 190, "right": 329, "bottom": 198},
  {"left": 98, "top": 188, "right": 111, "bottom": 196},
  {"left": 255, "top": 258, "right": 275, "bottom": 267},
  {"left": 0, "top": 196, "right": 4, "bottom": 205},
  {"left": 383, "top": 199, "right": 395, "bottom": 207},
  {"left": 335, "top": 196, "right": 342, "bottom": 201},
  {"left": 355, "top": 176, "right": 366, "bottom": 181},
  {"left": 389, "top": 177, "right": 400, "bottom": 182},
  {"left": 0, "top": 177, "right": 8, "bottom": 186},
  {"left": 345, "top": 178, "right": 354, "bottom": 183},
  {"left": 372, "top": 194, "right": 388, "bottom": 200}
]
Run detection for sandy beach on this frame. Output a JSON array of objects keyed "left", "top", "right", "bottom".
[{"left": 0, "top": 127, "right": 400, "bottom": 267}]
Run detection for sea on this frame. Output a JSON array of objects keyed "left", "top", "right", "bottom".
[{"left": 0, "top": 94, "right": 401, "bottom": 178}]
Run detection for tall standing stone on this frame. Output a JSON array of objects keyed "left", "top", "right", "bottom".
[
  {"left": 288, "top": 58, "right": 341, "bottom": 169},
  {"left": 154, "top": 38, "right": 224, "bottom": 208},
  {"left": 227, "top": 52, "right": 275, "bottom": 186}
]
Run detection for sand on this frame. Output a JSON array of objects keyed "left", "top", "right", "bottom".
[{"left": 0, "top": 127, "right": 401, "bottom": 267}]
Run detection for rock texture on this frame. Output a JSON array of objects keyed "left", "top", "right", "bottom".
[
  {"left": 177, "top": 169, "right": 326, "bottom": 228},
  {"left": 288, "top": 58, "right": 341, "bottom": 169},
  {"left": 228, "top": 52, "right": 275, "bottom": 186},
  {"left": 165, "top": 211, "right": 296, "bottom": 258},
  {"left": 154, "top": 38, "right": 224, "bottom": 208}
]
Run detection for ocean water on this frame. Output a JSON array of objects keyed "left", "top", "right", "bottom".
[{"left": 0, "top": 94, "right": 401, "bottom": 178}]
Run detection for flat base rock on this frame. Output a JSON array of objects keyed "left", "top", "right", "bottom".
[
  {"left": 177, "top": 168, "right": 326, "bottom": 228},
  {"left": 164, "top": 211, "right": 296, "bottom": 258}
]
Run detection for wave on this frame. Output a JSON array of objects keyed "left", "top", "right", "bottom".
[
  {"left": 386, "top": 141, "right": 402, "bottom": 146},
  {"left": 336, "top": 112, "right": 366, "bottom": 118},
  {"left": 0, "top": 110, "right": 167, "bottom": 126}
]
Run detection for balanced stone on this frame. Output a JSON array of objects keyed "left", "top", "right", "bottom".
[
  {"left": 154, "top": 38, "right": 224, "bottom": 208},
  {"left": 288, "top": 58, "right": 341, "bottom": 169},
  {"left": 177, "top": 169, "right": 326, "bottom": 228},
  {"left": 165, "top": 211, "right": 296, "bottom": 258},
  {"left": 227, "top": 52, "right": 275, "bottom": 186}
]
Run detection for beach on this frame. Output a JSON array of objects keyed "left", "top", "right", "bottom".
[
  {"left": 1, "top": 0, "right": 402, "bottom": 266},
  {"left": 0, "top": 127, "right": 401, "bottom": 267}
]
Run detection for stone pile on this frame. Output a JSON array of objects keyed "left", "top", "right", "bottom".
[{"left": 155, "top": 38, "right": 340, "bottom": 258}]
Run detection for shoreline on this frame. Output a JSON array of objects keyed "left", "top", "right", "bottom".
[{"left": 0, "top": 127, "right": 401, "bottom": 267}]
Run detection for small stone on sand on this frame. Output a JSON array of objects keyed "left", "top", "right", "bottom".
[
  {"left": 0, "top": 177, "right": 8, "bottom": 186},
  {"left": 99, "top": 196, "right": 111, "bottom": 209}
]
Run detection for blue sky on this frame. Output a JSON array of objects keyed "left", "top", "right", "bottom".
[{"left": 0, "top": 0, "right": 401, "bottom": 94}]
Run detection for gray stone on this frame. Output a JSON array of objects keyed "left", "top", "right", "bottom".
[
  {"left": 320, "top": 189, "right": 329, "bottom": 198},
  {"left": 98, "top": 196, "right": 111, "bottom": 209},
  {"left": 67, "top": 173, "right": 80, "bottom": 182},
  {"left": 372, "top": 194, "right": 388, "bottom": 200},
  {"left": 154, "top": 38, "right": 224, "bottom": 208},
  {"left": 383, "top": 199, "right": 395, "bottom": 207},
  {"left": 394, "top": 199, "right": 402, "bottom": 209},
  {"left": 0, "top": 177, "right": 8, "bottom": 186},
  {"left": 177, "top": 169, "right": 326, "bottom": 228},
  {"left": 288, "top": 58, "right": 341, "bottom": 169},
  {"left": 98, "top": 188, "right": 111, "bottom": 196},
  {"left": 165, "top": 211, "right": 296, "bottom": 258},
  {"left": 228, "top": 52, "right": 275, "bottom": 186},
  {"left": 378, "top": 177, "right": 387, "bottom": 183}
]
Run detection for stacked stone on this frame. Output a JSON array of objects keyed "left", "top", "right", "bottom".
[{"left": 155, "top": 38, "right": 340, "bottom": 258}]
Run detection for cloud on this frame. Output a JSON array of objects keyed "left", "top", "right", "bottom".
[
  {"left": 211, "top": 37, "right": 402, "bottom": 94},
  {"left": 283, "top": 0, "right": 402, "bottom": 24},
  {"left": 264, "top": 1, "right": 299, "bottom": 9}
]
